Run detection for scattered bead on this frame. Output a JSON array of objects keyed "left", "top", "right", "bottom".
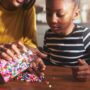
[{"left": 49, "top": 85, "right": 52, "bottom": 88}]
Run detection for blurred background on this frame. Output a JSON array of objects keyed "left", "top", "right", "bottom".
[{"left": 35, "top": 0, "right": 90, "bottom": 47}]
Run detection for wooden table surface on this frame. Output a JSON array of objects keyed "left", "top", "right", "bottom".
[{"left": 0, "top": 65, "right": 90, "bottom": 90}]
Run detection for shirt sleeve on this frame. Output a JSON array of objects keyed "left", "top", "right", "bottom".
[
  {"left": 20, "top": 6, "right": 37, "bottom": 48},
  {"left": 83, "top": 28, "right": 90, "bottom": 50}
]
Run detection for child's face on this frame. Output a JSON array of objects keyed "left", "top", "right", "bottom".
[{"left": 46, "top": 0, "right": 79, "bottom": 36}]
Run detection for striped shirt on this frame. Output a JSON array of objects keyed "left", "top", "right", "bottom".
[{"left": 43, "top": 25, "right": 90, "bottom": 66}]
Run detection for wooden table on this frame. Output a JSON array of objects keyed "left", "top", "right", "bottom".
[{"left": 0, "top": 65, "right": 90, "bottom": 90}]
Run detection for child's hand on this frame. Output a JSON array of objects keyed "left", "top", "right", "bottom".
[
  {"left": 28, "top": 57, "right": 46, "bottom": 76},
  {"left": 72, "top": 59, "right": 90, "bottom": 81}
]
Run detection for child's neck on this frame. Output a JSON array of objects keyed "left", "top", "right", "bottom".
[{"left": 64, "top": 23, "right": 75, "bottom": 36}]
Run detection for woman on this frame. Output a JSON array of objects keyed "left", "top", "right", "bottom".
[{"left": 0, "top": 0, "right": 46, "bottom": 74}]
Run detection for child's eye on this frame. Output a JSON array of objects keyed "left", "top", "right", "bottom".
[
  {"left": 56, "top": 13, "right": 64, "bottom": 17},
  {"left": 56, "top": 10, "right": 65, "bottom": 18}
]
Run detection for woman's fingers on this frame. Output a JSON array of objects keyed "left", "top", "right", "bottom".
[
  {"left": 1, "top": 52, "right": 12, "bottom": 61},
  {"left": 36, "top": 58, "right": 46, "bottom": 71},
  {"left": 17, "top": 41, "right": 27, "bottom": 52},
  {"left": 0, "top": 42, "right": 27, "bottom": 61},
  {"left": 29, "top": 57, "right": 46, "bottom": 76},
  {"left": 11, "top": 44, "right": 20, "bottom": 55}
]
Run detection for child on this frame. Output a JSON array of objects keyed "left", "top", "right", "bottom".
[{"left": 43, "top": 0, "right": 90, "bottom": 81}]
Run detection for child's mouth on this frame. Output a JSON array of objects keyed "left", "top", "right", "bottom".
[{"left": 51, "top": 26, "right": 63, "bottom": 31}]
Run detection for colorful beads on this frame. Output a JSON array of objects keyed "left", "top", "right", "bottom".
[
  {"left": 16, "top": 72, "right": 45, "bottom": 82},
  {"left": 0, "top": 50, "right": 35, "bottom": 83}
]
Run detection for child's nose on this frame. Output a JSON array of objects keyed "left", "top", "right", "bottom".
[{"left": 51, "top": 14, "right": 58, "bottom": 23}]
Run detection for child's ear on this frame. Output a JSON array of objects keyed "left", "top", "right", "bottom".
[{"left": 73, "top": 7, "right": 80, "bottom": 20}]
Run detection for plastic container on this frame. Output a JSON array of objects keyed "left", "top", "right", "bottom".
[{"left": 0, "top": 50, "right": 34, "bottom": 84}]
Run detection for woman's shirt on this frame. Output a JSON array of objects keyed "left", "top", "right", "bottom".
[{"left": 0, "top": 5, "right": 37, "bottom": 48}]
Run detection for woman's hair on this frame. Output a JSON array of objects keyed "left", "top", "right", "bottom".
[
  {"left": 23, "top": 0, "right": 36, "bottom": 10},
  {"left": 0, "top": 0, "right": 36, "bottom": 10}
]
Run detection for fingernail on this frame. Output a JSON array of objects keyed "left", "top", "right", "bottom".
[{"left": 13, "top": 57, "right": 18, "bottom": 61}]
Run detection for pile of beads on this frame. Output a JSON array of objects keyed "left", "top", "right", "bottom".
[
  {"left": 16, "top": 72, "right": 45, "bottom": 82},
  {"left": 0, "top": 50, "right": 35, "bottom": 84}
]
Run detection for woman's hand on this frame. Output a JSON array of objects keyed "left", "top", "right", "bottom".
[
  {"left": 28, "top": 47, "right": 47, "bottom": 59},
  {"left": 28, "top": 57, "right": 46, "bottom": 76},
  {"left": 72, "top": 59, "right": 90, "bottom": 81},
  {"left": 0, "top": 41, "right": 27, "bottom": 61},
  {"left": 26, "top": 47, "right": 47, "bottom": 76},
  {"left": 0, "top": 41, "right": 46, "bottom": 75}
]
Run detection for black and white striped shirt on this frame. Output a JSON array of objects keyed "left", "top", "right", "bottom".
[{"left": 43, "top": 25, "right": 90, "bottom": 66}]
